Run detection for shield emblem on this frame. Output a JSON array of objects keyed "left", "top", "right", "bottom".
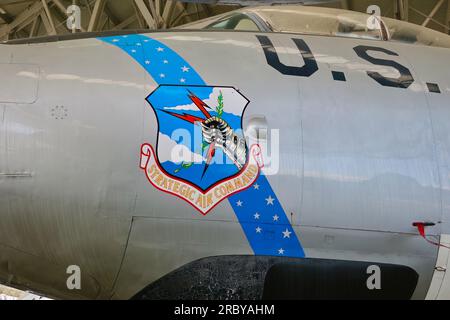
[
  {"left": 140, "top": 85, "right": 263, "bottom": 215},
  {"left": 147, "top": 85, "right": 250, "bottom": 190}
]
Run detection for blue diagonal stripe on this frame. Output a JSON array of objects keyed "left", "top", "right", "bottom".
[{"left": 100, "top": 34, "right": 305, "bottom": 258}]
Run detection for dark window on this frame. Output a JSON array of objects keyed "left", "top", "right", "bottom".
[{"left": 206, "top": 14, "right": 260, "bottom": 31}]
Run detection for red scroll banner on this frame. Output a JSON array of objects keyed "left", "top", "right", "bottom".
[{"left": 140, "top": 144, "right": 264, "bottom": 215}]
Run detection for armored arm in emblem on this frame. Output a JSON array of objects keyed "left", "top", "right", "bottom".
[{"left": 201, "top": 117, "right": 247, "bottom": 170}]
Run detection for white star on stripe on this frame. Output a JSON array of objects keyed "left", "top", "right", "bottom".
[
  {"left": 180, "top": 78, "right": 186, "bottom": 83},
  {"left": 278, "top": 248, "right": 285, "bottom": 255},
  {"left": 145, "top": 60, "right": 150, "bottom": 65},
  {"left": 157, "top": 47, "right": 164, "bottom": 52},
  {"left": 254, "top": 213, "right": 260, "bottom": 220},
  {"left": 181, "top": 66, "right": 190, "bottom": 72},
  {"left": 253, "top": 183, "right": 260, "bottom": 190},
  {"left": 159, "top": 73, "right": 165, "bottom": 78},
  {"left": 236, "top": 200, "right": 243, "bottom": 207},
  {"left": 282, "top": 229, "right": 292, "bottom": 239},
  {"left": 265, "top": 196, "right": 275, "bottom": 205},
  {"left": 256, "top": 227, "right": 262, "bottom": 233},
  {"left": 273, "top": 215, "right": 279, "bottom": 222}
]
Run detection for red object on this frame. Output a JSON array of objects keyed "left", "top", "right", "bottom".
[
  {"left": 413, "top": 222, "right": 450, "bottom": 250},
  {"left": 163, "top": 111, "right": 204, "bottom": 124},
  {"left": 188, "top": 91, "right": 212, "bottom": 119}
]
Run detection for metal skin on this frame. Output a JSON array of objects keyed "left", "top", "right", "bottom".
[{"left": 0, "top": 29, "right": 449, "bottom": 300}]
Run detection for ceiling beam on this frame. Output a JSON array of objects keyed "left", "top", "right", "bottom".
[
  {"left": 422, "top": 0, "right": 445, "bottom": 27},
  {"left": 87, "top": 0, "right": 106, "bottom": 31},
  {"left": 171, "top": 1, "right": 191, "bottom": 25},
  {"left": 112, "top": 15, "right": 137, "bottom": 30},
  {"left": 410, "top": 6, "right": 450, "bottom": 31},
  {"left": 3, "top": 0, "right": 446, "bottom": 41},
  {"left": 162, "top": 0, "right": 177, "bottom": 28},
  {"left": 51, "top": 0, "right": 68, "bottom": 15},
  {"left": 397, "top": 0, "right": 408, "bottom": 21},
  {"left": 104, "top": 3, "right": 120, "bottom": 26},
  {"left": 40, "top": 10, "right": 55, "bottom": 35},
  {"left": 0, "top": 0, "right": 50, "bottom": 40},
  {"left": 41, "top": 0, "right": 57, "bottom": 35},
  {"left": 134, "top": 0, "right": 157, "bottom": 29},
  {"left": 175, "top": 2, "right": 191, "bottom": 24},
  {"left": 148, "top": 0, "right": 162, "bottom": 28},
  {"left": 133, "top": 0, "right": 147, "bottom": 28},
  {"left": 29, "top": 16, "right": 41, "bottom": 38},
  {"left": 155, "top": 0, "right": 161, "bottom": 19}
]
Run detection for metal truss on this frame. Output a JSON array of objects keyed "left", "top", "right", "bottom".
[
  {"left": 0, "top": 0, "right": 449, "bottom": 41},
  {"left": 0, "top": 0, "right": 221, "bottom": 41}
]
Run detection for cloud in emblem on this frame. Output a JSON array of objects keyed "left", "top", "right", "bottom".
[{"left": 158, "top": 133, "right": 205, "bottom": 164}]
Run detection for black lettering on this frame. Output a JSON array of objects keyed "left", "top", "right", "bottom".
[
  {"left": 354, "top": 45, "right": 414, "bottom": 88},
  {"left": 257, "top": 35, "right": 318, "bottom": 77}
]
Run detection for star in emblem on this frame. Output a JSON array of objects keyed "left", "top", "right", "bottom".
[
  {"left": 253, "top": 183, "right": 260, "bottom": 190},
  {"left": 278, "top": 248, "right": 285, "bottom": 255},
  {"left": 254, "top": 213, "right": 260, "bottom": 220},
  {"left": 256, "top": 227, "right": 262, "bottom": 233},
  {"left": 236, "top": 200, "right": 243, "bottom": 207}
]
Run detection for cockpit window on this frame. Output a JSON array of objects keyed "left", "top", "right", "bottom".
[
  {"left": 177, "top": 6, "right": 450, "bottom": 49},
  {"left": 206, "top": 14, "right": 260, "bottom": 31},
  {"left": 383, "top": 17, "right": 450, "bottom": 49},
  {"left": 254, "top": 7, "right": 383, "bottom": 41}
]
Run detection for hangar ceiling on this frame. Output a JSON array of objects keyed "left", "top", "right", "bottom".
[{"left": 0, "top": 0, "right": 449, "bottom": 41}]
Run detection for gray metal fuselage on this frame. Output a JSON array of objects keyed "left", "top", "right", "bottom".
[{"left": 0, "top": 30, "right": 449, "bottom": 299}]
